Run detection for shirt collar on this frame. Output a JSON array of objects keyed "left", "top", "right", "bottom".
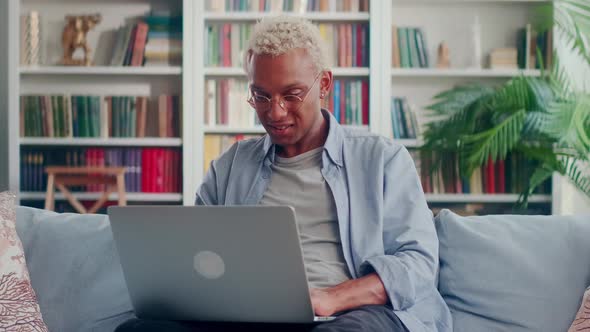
[{"left": 258, "top": 109, "right": 343, "bottom": 167}]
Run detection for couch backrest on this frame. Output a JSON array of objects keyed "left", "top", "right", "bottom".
[
  {"left": 435, "top": 209, "right": 590, "bottom": 332},
  {"left": 16, "top": 206, "right": 134, "bottom": 332}
]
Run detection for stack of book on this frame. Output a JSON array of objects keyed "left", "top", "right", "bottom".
[
  {"left": 20, "top": 147, "right": 182, "bottom": 193},
  {"left": 144, "top": 15, "right": 183, "bottom": 66},
  {"left": 489, "top": 48, "right": 518, "bottom": 69},
  {"left": 110, "top": 21, "right": 149, "bottom": 66},
  {"left": 206, "top": 0, "right": 370, "bottom": 12},
  {"left": 322, "top": 79, "right": 369, "bottom": 126},
  {"left": 517, "top": 23, "right": 553, "bottom": 70},
  {"left": 417, "top": 152, "right": 552, "bottom": 195},
  {"left": 204, "top": 79, "right": 259, "bottom": 128},
  {"left": 392, "top": 26, "right": 429, "bottom": 68},
  {"left": 391, "top": 97, "right": 419, "bottom": 139},
  {"left": 20, "top": 94, "right": 181, "bottom": 138},
  {"left": 205, "top": 23, "right": 369, "bottom": 68}
]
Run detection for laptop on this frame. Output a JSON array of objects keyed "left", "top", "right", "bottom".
[{"left": 108, "top": 205, "right": 336, "bottom": 323}]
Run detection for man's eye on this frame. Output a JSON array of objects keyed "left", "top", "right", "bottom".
[{"left": 253, "top": 95, "right": 270, "bottom": 102}]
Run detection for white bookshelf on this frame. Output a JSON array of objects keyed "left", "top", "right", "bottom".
[
  {"left": 8, "top": 0, "right": 197, "bottom": 207},
  {"left": 204, "top": 67, "right": 370, "bottom": 77},
  {"left": 3, "top": 0, "right": 556, "bottom": 212},
  {"left": 19, "top": 66, "right": 182, "bottom": 75}
]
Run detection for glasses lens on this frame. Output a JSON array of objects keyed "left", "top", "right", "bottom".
[{"left": 281, "top": 95, "right": 302, "bottom": 110}]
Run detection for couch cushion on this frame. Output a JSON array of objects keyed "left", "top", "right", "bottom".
[
  {"left": 16, "top": 206, "right": 133, "bottom": 332},
  {"left": 435, "top": 209, "right": 590, "bottom": 332},
  {"left": 1, "top": 193, "right": 48, "bottom": 331}
]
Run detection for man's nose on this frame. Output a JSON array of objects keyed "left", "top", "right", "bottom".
[{"left": 267, "top": 98, "right": 287, "bottom": 121}]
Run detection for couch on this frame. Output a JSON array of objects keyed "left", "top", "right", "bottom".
[{"left": 15, "top": 206, "right": 590, "bottom": 332}]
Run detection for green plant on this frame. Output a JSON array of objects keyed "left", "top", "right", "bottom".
[{"left": 421, "top": 0, "right": 590, "bottom": 207}]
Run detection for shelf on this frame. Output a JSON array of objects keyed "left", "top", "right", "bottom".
[
  {"left": 204, "top": 12, "right": 370, "bottom": 21},
  {"left": 19, "top": 192, "right": 183, "bottom": 202},
  {"left": 391, "top": 68, "right": 542, "bottom": 78},
  {"left": 204, "top": 67, "right": 370, "bottom": 77},
  {"left": 19, "top": 66, "right": 182, "bottom": 76},
  {"left": 425, "top": 194, "right": 552, "bottom": 203},
  {"left": 19, "top": 138, "right": 183, "bottom": 147}
]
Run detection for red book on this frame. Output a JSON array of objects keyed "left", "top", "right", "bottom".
[
  {"left": 338, "top": 25, "right": 346, "bottom": 67},
  {"left": 346, "top": 24, "right": 353, "bottom": 67},
  {"left": 496, "top": 159, "right": 506, "bottom": 193},
  {"left": 156, "top": 148, "right": 165, "bottom": 193},
  {"left": 131, "top": 22, "right": 149, "bottom": 66},
  {"left": 361, "top": 80, "right": 369, "bottom": 125},
  {"left": 486, "top": 157, "right": 496, "bottom": 194}
]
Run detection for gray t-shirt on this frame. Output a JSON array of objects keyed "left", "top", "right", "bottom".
[{"left": 259, "top": 147, "right": 352, "bottom": 289}]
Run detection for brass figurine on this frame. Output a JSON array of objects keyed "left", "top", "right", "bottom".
[
  {"left": 437, "top": 42, "right": 451, "bottom": 69},
  {"left": 61, "top": 14, "right": 102, "bottom": 66}
]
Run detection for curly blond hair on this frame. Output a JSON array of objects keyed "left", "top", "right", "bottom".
[{"left": 243, "top": 15, "right": 329, "bottom": 74}]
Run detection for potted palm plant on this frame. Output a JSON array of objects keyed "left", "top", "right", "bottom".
[{"left": 421, "top": 0, "right": 590, "bottom": 208}]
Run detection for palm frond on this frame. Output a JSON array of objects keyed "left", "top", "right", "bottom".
[
  {"left": 543, "top": 94, "right": 590, "bottom": 155},
  {"left": 462, "top": 109, "right": 526, "bottom": 172},
  {"left": 427, "top": 84, "right": 494, "bottom": 116},
  {"left": 555, "top": 0, "right": 590, "bottom": 65},
  {"left": 558, "top": 156, "right": 590, "bottom": 196}
]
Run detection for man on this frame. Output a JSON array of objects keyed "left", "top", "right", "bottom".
[{"left": 117, "top": 16, "right": 451, "bottom": 332}]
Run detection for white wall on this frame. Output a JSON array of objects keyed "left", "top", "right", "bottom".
[
  {"left": 553, "top": 28, "right": 590, "bottom": 215},
  {"left": 0, "top": 0, "right": 9, "bottom": 191}
]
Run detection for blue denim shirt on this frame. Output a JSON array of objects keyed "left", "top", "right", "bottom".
[{"left": 195, "top": 110, "right": 452, "bottom": 332}]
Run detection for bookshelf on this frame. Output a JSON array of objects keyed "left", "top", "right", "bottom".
[
  {"left": 7, "top": 0, "right": 198, "bottom": 209},
  {"left": 3, "top": 0, "right": 557, "bottom": 214}
]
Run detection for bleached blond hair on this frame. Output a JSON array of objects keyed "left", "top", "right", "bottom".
[{"left": 243, "top": 15, "right": 329, "bottom": 74}]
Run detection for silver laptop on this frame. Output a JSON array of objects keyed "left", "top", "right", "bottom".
[{"left": 108, "top": 205, "right": 335, "bottom": 323}]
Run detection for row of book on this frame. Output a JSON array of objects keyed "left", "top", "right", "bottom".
[
  {"left": 392, "top": 26, "right": 429, "bottom": 69},
  {"left": 205, "top": 79, "right": 259, "bottom": 127},
  {"left": 205, "top": 23, "right": 369, "bottom": 68},
  {"left": 20, "top": 148, "right": 182, "bottom": 193},
  {"left": 110, "top": 15, "right": 182, "bottom": 67},
  {"left": 204, "top": 134, "right": 262, "bottom": 173},
  {"left": 206, "top": 0, "right": 369, "bottom": 12},
  {"left": 391, "top": 97, "right": 419, "bottom": 139},
  {"left": 321, "top": 79, "right": 369, "bottom": 125},
  {"left": 517, "top": 24, "right": 553, "bottom": 70},
  {"left": 415, "top": 152, "right": 551, "bottom": 195},
  {"left": 20, "top": 95, "right": 181, "bottom": 138}
]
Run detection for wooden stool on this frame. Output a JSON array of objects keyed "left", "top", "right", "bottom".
[{"left": 44, "top": 166, "right": 127, "bottom": 214}]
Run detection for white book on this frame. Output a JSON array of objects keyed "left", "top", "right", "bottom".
[
  {"left": 207, "top": 80, "right": 217, "bottom": 126},
  {"left": 231, "top": 24, "right": 240, "bottom": 67}
]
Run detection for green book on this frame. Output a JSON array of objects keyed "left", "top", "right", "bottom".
[
  {"left": 130, "top": 97, "right": 137, "bottom": 138},
  {"left": 407, "top": 28, "right": 419, "bottom": 68},
  {"left": 398, "top": 28, "right": 409, "bottom": 68}
]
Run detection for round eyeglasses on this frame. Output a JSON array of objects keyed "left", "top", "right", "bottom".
[{"left": 247, "top": 72, "right": 321, "bottom": 112}]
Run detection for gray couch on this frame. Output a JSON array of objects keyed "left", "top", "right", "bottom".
[{"left": 16, "top": 206, "right": 590, "bottom": 332}]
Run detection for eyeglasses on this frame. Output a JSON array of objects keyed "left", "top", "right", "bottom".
[{"left": 247, "top": 72, "right": 322, "bottom": 112}]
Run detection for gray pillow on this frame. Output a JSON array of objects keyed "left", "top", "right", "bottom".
[
  {"left": 435, "top": 209, "right": 590, "bottom": 332},
  {"left": 16, "top": 206, "right": 133, "bottom": 332}
]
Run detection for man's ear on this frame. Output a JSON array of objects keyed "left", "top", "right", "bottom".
[{"left": 319, "top": 70, "right": 333, "bottom": 98}]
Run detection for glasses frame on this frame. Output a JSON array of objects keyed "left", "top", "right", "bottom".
[{"left": 247, "top": 71, "right": 322, "bottom": 113}]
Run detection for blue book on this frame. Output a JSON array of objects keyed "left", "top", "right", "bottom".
[
  {"left": 333, "top": 80, "right": 341, "bottom": 123},
  {"left": 391, "top": 98, "right": 400, "bottom": 139}
]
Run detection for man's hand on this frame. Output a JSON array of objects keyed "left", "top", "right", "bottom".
[
  {"left": 310, "top": 288, "right": 338, "bottom": 317},
  {"left": 309, "top": 273, "right": 389, "bottom": 316}
]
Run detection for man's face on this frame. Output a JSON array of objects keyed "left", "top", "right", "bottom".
[{"left": 248, "top": 49, "right": 330, "bottom": 156}]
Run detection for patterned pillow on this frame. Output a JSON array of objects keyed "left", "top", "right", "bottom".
[
  {"left": 0, "top": 192, "right": 48, "bottom": 332},
  {"left": 569, "top": 287, "right": 590, "bottom": 332}
]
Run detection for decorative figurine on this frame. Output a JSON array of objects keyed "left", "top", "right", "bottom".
[
  {"left": 437, "top": 42, "right": 451, "bottom": 69},
  {"left": 61, "top": 14, "right": 102, "bottom": 66}
]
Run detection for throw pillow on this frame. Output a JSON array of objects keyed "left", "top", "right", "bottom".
[
  {"left": 0, "top": 192, "right": 48, "bottom": 332},
  {"left": 435, "top": 209, "right": 590, "bottom": 332},
  {"left": 569, "top": 287, "right": 590, "bottom": 332}
]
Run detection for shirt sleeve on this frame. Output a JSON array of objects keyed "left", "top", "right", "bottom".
[{"left": 359, "top": 146, "right": 439, "bottom": 311}]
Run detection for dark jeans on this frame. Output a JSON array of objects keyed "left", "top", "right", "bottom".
[{"left": 114, "top": 305, "right": 408, "bottom": 332}]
